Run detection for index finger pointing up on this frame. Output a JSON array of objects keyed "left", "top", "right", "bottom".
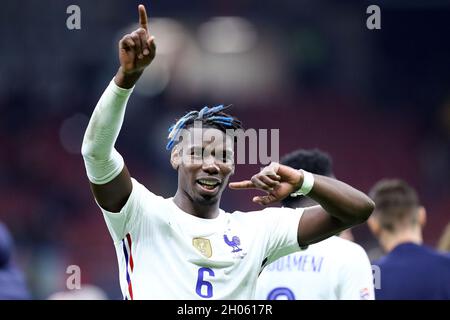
[{"left": 138, "top": 4, "right": 148, "bottom": 31}]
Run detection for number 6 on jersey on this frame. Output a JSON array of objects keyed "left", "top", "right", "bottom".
[{"left": 196, "top": 267, "right": 215, "bottom": 298}]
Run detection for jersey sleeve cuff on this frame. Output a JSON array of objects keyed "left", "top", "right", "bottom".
[{"left": 109, "top": 78, "right": 135, "bottom": 97}]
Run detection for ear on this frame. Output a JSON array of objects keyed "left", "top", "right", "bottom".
[
  {"left": 417, "top": 206, "right": 427, "bottom": 228},
  {"left": 368, "top": 214, "right": 381, "bottom": 237},
  {"left": 170, "top": 145, "right": 181, "bottom": 170}
]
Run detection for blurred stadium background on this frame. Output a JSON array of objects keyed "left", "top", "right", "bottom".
[{"left": 0, "top": 0, "right": 449, "bottom": 299}]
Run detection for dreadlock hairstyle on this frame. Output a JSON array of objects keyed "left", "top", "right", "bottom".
[{"left": 166, "top": 105, "right": 243, "bottom": 150}]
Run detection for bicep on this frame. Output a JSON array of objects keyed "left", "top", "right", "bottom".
[
  {"left": 90, "top": 165, "right": 132, "bottom": 213},
  {"left": 297, "top": 205, "right": 350, "bottom": 246}
]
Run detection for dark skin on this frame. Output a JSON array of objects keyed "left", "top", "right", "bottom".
[
  {"left": 90, "top": 5, "right": 154, "bottom": 212},
  {"left": 170, "top": 127, "right": 235, "bottom": 219},
  {"left": 90, "top": 4, "right": 375, "bottom": 247},
  {"left": 229, "top": 163, "right": 374, "bottom": 245}
]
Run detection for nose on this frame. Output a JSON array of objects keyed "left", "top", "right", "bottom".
[{"left": 202, "top": 155, "right": 219, "bottom": 174}]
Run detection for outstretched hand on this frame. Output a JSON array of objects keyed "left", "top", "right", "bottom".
[
  {"left": 118, "top": 5, "right": 156, "bottom": 75},
  {"left": 229, "top": 162, "right": 304, "bottom": 205}
]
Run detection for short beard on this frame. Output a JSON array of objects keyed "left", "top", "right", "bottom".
[{"left": 195, "top": 193, "right": 219, "bottom": 206}]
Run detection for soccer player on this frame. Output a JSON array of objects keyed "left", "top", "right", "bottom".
[
  {"left": 81, "top": 5, "right": 374, "bottom": 299},
  {"left": 255, "top": 149, "right": 374, "bottom": 300},
  {"left": 437, "top": 222, "right": 450, "bottom": 253},
  {"left": 368, "top": 179, "right": 450, "bottom": 299},
  {"left": 0, "top": 222, "right": 30, "bottom": 299}
]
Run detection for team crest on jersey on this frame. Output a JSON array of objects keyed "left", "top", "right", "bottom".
[
  {"left": 193, "top": 237, "right": 212, "bottom": 258},
  {"left": 223, "top": 234, "right": 247, "bottom": 259}
]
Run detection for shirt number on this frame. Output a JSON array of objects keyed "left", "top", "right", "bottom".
[{"left": 196, "top": 267, "right": 215, "bottom": 298}]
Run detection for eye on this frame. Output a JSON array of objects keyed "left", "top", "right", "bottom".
[
  {"left": 225, "top": 151, "right": 234, "bottom": 161},
  {"left": 190, "top": 147, "right": 203, "bottom": 157},
  {"left": 216, "top": 150, "right": 233, "bottom": 162}
]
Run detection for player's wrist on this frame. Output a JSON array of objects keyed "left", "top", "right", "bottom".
[
  {"left": 290, "top": 169, "right": 315, "bottom": 197},
  {"left": 291, "top": 169, "right": 304, "bottom": 190},
  {"left": 115, "top": 67, "right": 143, "bottom": 89}
]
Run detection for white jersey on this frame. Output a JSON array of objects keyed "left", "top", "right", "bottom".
[
  {"left": 100, "top": 178, "right": 304, "bottom": 300},
  {"left": 255, "top": 236, "right": 374, "bottom": 300}
]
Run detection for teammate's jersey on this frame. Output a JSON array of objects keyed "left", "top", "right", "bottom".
[
  {"left": 0, "top": 222, "right": 30, "bottom": 299},
  {"left": 373, "top": 242, "right": 450, "bottom": 300},
  {"left": 255, "top": 236, "right": 374, "bottom": 300},
  {"left": 100, "top": 178, "right": 304, "bottom": 300}
]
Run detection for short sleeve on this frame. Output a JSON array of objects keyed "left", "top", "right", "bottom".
[
  {"left": 261, "top": 207, "right": 305, "bottom": 265},
  {"left": 338, "top": 245, "right": 375, "bottom": 300},
  {"left": 99, "top": 178, "right": 152, "bottom": 243}
]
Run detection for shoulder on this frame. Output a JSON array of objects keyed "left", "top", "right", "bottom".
[
  {"left": 113, "top": 177, "right": 172, "bottom": 223},
  {"left": 130, "top": 177, "right": 170, "bottom": 206},
  {"left": 425, "top": 246, "right": 450, "bottom": 267},
  {"left": 333, "top": 237, "right": 368, "bottom": 255},
  {"left": 317, "top": 236, "right": 370, "bottom": 263}
]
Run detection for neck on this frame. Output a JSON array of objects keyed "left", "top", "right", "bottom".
[
  {"left": 173, "top": 189, "right": 220, "bottom": 219},
  {"left": 379, "top": 228, "right": 423, "bottom": 253}
]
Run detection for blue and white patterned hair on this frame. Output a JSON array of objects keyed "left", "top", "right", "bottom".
[{"left": 166, "top": 105, "right": 242, "bottom": 150}]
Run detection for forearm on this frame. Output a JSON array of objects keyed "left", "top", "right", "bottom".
[
  {"left": 306, "top": 174, "right": 374, "bottom": 225},
  {"left": 81, "top": 73, "right": 135, "bottom": 184}
]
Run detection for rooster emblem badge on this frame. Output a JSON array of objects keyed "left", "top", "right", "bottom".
[{"left": 223, "top": 234, "right": 247, "bottom": 259}]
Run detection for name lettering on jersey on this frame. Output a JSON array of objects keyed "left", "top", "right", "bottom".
[
  {"left": 223, "top": 234, "right": 247, "bottom": 259},
  {"left": 267, "top": 254, "right": 324, "bottom": 272},
  {"left": 178, "top": 304, "right": 211, "bottom": 317},
  {"left": 193, "top": 238, "right": 212, "bottom": 258}
]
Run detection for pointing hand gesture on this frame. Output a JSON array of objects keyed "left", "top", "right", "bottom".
[
  {"left": 229, "top": 162, "right": 304, "bottom": 205},
  {"left": 118, "top": 5, "right": 156, "bottom": 75}
]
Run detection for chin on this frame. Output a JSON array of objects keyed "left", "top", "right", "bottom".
[
  {"left": 195, "top": 194, "right": 219, "bottom": 205},
  {"left": 190, "top": 188, "right": 223, "bottom": 205}
]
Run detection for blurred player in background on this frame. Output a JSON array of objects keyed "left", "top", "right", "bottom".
[
  {"left": 255, "top": 149, "right": 374, "bottom": 300},
  {"left": 81, "top": 4, "right": 374, "bottom": 299},
  {"left": 0, "top": 222, "right": 30, "bottom": 299},
  {"left": 437, "top": 222, "right": 450, "bottom": 253},
  {"left": 369, "top": 179, "right": 450, "bottom": 299}
]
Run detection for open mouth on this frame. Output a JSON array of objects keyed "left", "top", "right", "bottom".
[{"left": 196, "top": 178, "right": 221, "bottom": 193}]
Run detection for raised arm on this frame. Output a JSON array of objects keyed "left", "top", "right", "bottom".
[
  {"left": 229, "top": 162, "right": 374, "bottom": 246},
  {"left": 81, "top": 5, "right": 156, "bottom": 212}
]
